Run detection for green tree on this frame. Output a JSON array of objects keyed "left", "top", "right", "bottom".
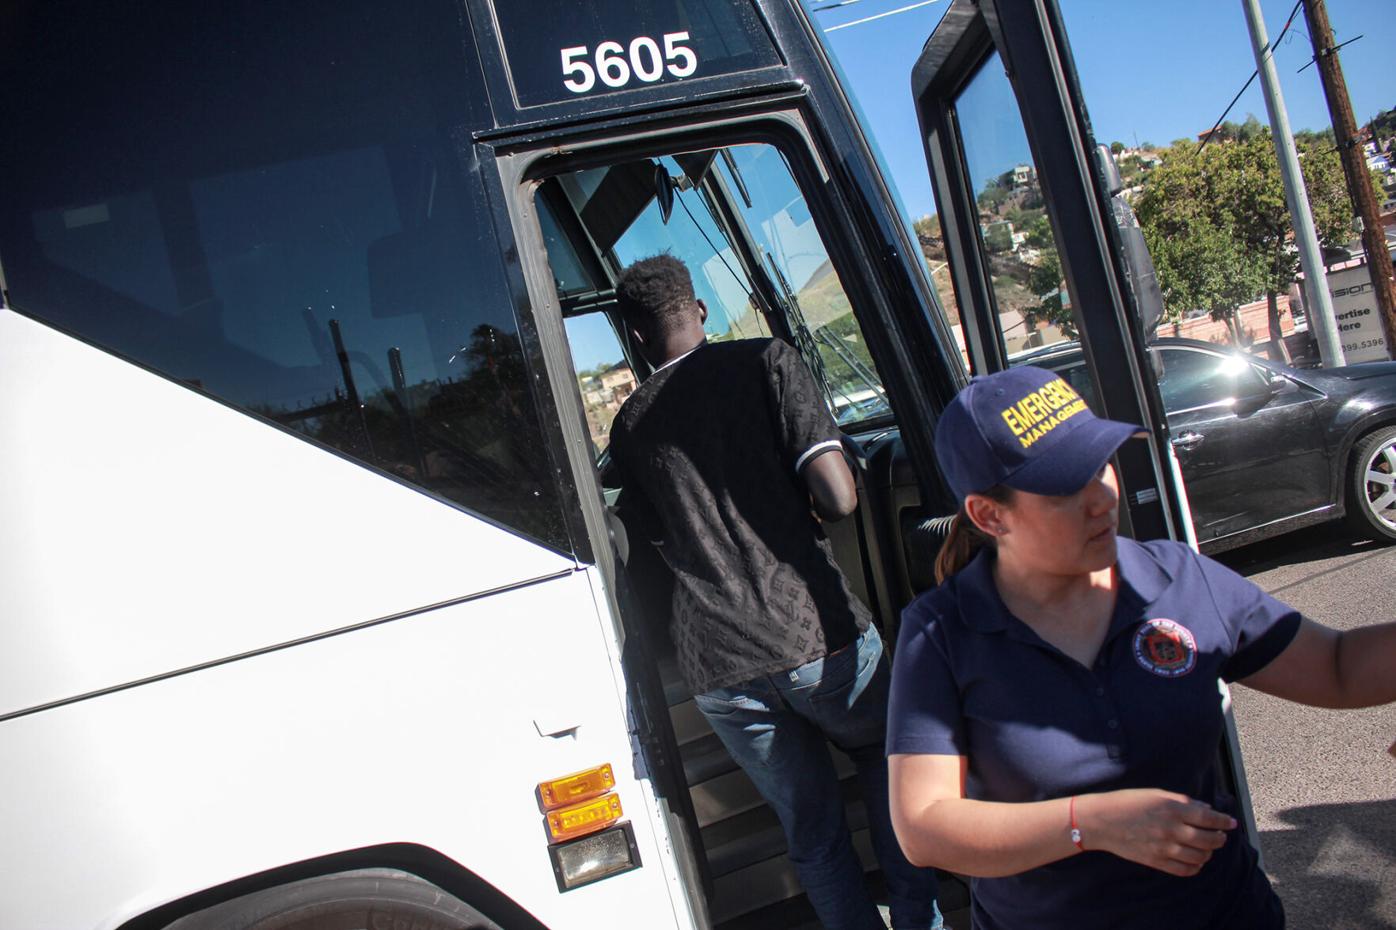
[
  {"left": 983, "top": 221, "right": 1015, "bottom": 254},
  {"left": 1023, "top": 247, "right": 1071, "bottom": 338},
  {"left": 976, "top": 178, "right": 1011, "bottom": 213},
  {"left": 1134, "top": 132, "right": 1351, "bottom": 353},
  {"left": 1110, "top": 140, "right": 1125, "bottom": 155},
  {"left": 1365, "top": 104, "right": 1396, "bottom": 139},
  {"left": 1145, "top": 213, "right": 1267, "bottom": 334},
  {"left": 1023, "top": 215, "right": 1055, "bottom": 251},
  {"left": 1017, "top": 215, "right": 1073, "bottom": 337},
  {"left": 1221, "top": 135, "right": 1348, "bottom": 351},
  {"left": 1294, "top": 127, "right": 1336, "bottom": 148}
]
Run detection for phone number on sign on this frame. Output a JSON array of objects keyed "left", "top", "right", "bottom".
[{"left": 1342, "top": 339, "right": 1388, "bottom": 352}]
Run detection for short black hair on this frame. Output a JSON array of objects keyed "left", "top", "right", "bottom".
[{"left": 615, "top": 254, "right": 698, "bottom": 337}]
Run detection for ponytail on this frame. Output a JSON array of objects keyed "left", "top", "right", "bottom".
[
  {"left": 934, "top": 510, "right": 990, "bottom": 585},
  {"left": 933, "top": 486, "right": 1013, "bottom": 585}
]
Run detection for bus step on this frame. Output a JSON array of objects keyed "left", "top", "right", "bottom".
[
  {"left": 686, "top": 745, "right": 857, "bottom": 827},
  {"left": 680, "top": 731, "right": 738, "bottom": 785},
  {"left": 709, "top": 826, "right": 877, "bottom": 925},
  {"left": 701, "top": 783, "right": 868, "bottom": 878},
  {"left": 669, "top": 698, "right": 712, "bottom": 746}
]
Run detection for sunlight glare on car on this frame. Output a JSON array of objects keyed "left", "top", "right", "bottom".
[{"left": 1220, "top": 356, "right": 1249, "bottom": 378}]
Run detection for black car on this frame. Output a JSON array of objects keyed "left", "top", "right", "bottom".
[{"left": 1024, "top": 338, "right": 1396, "bottom": 554}]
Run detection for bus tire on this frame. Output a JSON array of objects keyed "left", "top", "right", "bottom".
[
  {"left": 166, "top": 869, "right": 503, "bottom": 930},
  {"left": 1346, "top": 425, "right": 1396, "bottom": 544}
]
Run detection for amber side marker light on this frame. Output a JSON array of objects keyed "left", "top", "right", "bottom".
[
  {"left": 537, "top": 763, "right": 616, "bottom": 812},
  {"left": 545, "top": 793, "right": 623, "bottom": 843}
]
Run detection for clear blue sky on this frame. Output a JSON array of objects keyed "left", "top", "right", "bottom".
[{"left": 813, "top": 0, "right": 1396, "bottom": 220}]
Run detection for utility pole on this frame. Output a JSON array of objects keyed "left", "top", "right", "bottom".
[
  {"left": 1303, "top": 0, "right": 1396, "bottom": 359},
  {"left": 1242, "top": 0, "right": 1345, "bottom": 367}
]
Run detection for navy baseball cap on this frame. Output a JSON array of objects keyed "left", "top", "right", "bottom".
[{"left": 934, "top": 366, "right": 1143, "bottom": 502}]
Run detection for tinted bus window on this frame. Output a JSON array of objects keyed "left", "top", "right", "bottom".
[
  {"left": 493, "top": 0, "right": 782, "bottom": 107},
  {"left": 0, "top": 0, "right": 570, "bottom": 552}
]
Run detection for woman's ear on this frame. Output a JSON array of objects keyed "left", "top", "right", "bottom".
[{"left": 964, "top": 493, "right": 1005, "bottom": 537}]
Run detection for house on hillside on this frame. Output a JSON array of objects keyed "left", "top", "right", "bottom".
[
  {"left": 580, "top": 376, "right": 606, "bottom": 408},
  {"left": 1365, "top": 140, "right": 1392, "bottom": 176},
  {"left": 599, "top": 362, "right": 637, "bottom": 409}
]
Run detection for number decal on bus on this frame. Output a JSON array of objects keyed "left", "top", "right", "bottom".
[
  {"left": 560, "top": 32, "right": 697, "bottom": 94},
  {"left": 629, "top": 37, "right": 663, "bottom": 83}
]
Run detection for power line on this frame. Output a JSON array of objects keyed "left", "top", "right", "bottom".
[
  {"left": 1297, "top": 33, "right": 1363, "bottom": 73},
  {"left": 1196, "top": 0, "right": 1303, "bottom": 155},
  {"left": 810, "top": 0, "right": 872, "bottom": 11},
  {"left": 823, "top": 0, "right": 943, "bottom": 33},
  {"left": 1194, "top": 72, "right": 1262, "bottom": 156}
]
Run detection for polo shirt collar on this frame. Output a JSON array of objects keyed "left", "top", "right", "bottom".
[
  {"left": 1114, "top": 536, "right": 1172, "bottom": 608},
  {"left": 653, "top": 341, "right": 705, "bottom": 373},
  {"left": 953, "top": 536, "right": 1174, "bottom": 635}
]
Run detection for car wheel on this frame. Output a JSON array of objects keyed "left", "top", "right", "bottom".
[
  {"left": 1346, "top": 425, "right": 1396, "bottom": 543},
  {"left": 164, "top": 870, "right": 501, "bottom": 930}
]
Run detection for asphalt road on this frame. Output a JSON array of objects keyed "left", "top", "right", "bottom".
[{"left": 1217, "top": 524, "right": 1396, "bottom": 929}]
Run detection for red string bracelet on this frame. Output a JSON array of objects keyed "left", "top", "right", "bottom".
[{"left": 1069, "top": 796, "right": 1084, "bottom": 851}]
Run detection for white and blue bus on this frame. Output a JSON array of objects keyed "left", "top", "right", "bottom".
[{"left": 0, "top": 1, "right": 1216, "bottom": 927}]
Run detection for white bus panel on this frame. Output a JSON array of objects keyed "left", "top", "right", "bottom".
[{"left": 0, "top": 562, "right": 691, "bottom": 929}]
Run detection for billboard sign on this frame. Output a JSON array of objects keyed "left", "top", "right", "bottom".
[{"left": 1327, "top": 263, "right": 1392, "bottom": 364}]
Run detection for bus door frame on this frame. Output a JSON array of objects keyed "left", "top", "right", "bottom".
[
  {"left": 909, "top": 0, "right": 1262, "bottom": 857},
  {"left": 480, "top": 92, "right": 965, "bottom": 614},
  {"left": 475, "top": 92, "right": 982, "bottom": 907},
  {"left": 912, "top": 0, "right": 1186, "bottom": 543}
]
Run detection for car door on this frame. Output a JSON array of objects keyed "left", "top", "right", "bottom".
[{"left": 1159, "top": 346, "right": 1330, "bottom": 544}]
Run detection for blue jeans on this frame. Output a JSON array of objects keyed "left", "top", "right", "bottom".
[{"left": 694, "top": 625, "right": 942, "bottom": 930}]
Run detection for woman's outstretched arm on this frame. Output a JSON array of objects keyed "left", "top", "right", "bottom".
[
  {"left": 1240, "top": 618, "right": 1396, "bottom": 709},
  {"left": 889, "top": 754, "right": 1235, "bottom": 878}
]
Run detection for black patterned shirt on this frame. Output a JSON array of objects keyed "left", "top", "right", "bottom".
[{"left": 607, "top": 338, "right": 872, "bottom": 694}]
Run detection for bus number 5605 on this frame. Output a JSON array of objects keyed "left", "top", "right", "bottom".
[{"left": 561, "top": 32, "right": 698, "bottom": 93}]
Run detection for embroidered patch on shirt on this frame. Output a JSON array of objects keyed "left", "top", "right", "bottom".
[{"left": 1132, "top": 618, "right": 1197, "bottom": 677}]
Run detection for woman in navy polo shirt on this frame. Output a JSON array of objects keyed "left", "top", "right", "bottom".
[{"left": 887, "top": 366, "right": 1396, "bottom": 929}]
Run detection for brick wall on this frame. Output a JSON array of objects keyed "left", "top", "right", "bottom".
[{"left": 1160, "top": 294, "right": 1297, "bottom": 347}]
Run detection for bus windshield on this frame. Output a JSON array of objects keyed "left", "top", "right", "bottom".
[{"left": 540, "top": 142, "right": 892, "bottom": 453}]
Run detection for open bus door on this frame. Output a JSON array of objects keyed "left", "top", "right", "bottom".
[{"left": 908, "top": 0, "right": 1263, "bottom": 857}]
